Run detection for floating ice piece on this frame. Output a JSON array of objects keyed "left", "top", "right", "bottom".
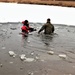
[
  {"left": 20, "top": 54, "right": 26, "bottom": 60},
  {"left": 30, "top": 52, "right": 34, "bottom": 56},
  {"left": 0, "top": 64, "right": 3, "bottom": 67},
  {"left": 59, "top": 54, "right": 67, "bottom": 59},
  {"left": 35, "top": 56, "right": 39, "bottom": 60},
  {"left": 9, "top": 62, "right": 13, "bottom": 64},
  {"left": 28, "top": 41, "right": 30, "bottom": 43},
  {"left": 9, "top": 51, "right": 15, "bottom": 56},
  {"left": 13, "top": 55, "right": 16, "bottom": 58},
  {"left": 24, "top": 58, "right": 34, "bottom": 62},
  {"left": 47, "top": 51, "right": 54, "bottom": 55},
  {"left": 29, "top": 33, "right": 33, "bottom": 35},
  {"left": 37, "top": 27, "right": 39, "bottom": 29},
  {"left": 28, "top": 72, "right": 34, "bottom": 75}
]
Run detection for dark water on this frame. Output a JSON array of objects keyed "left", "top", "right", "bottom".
[{"left": 0, "top": 22, "right": 75, "bottom": 75}]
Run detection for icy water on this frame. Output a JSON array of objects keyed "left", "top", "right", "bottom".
[
  {"left": 0, "top": 2, "right": 75, "bottom": 75},
  {"left": 0, "top": 22, "right": 75, "bottom": 75}
]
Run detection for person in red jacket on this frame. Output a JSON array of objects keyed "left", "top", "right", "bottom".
[
  {"left": 21, "top": 20, "right": 36, "bottom": 36},
  {"left": 21, "top": 20, "right": 29, "bottom": 34}
]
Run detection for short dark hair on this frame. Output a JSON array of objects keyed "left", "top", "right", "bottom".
[
  {"left": 24, "top": 20, "right": 28, "bottom": 23},
  {"left": 24, "top": 20, "right": 29, "bottom": 27},
  {"left": 24, "top": 20, "right": 28, "bottom": 25},
  {"left": 47, "top": 18, "right": 50, "bottom": 21}
]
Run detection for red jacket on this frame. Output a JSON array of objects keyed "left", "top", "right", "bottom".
[
  {"left": 21, "top": 25, "right": 30, "bottom": 33},
  {"left": 21, "top": 21, "right": 30, "bottom": 33}
]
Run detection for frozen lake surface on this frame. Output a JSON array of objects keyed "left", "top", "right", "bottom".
[{"left": 0, "top": 2, "right": 75, "bottom": 25}]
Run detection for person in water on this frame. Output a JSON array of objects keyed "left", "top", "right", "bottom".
[
  {"left": 21, "top": 20, "right": 36, "bottom": 36},
  {"left": 38, "top": 18, "right": 54, "bottom": 34}
]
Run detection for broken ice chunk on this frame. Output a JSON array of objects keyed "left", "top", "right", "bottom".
[
  {"left": 24, "top": 58, "right": 34, "bottom": 62},
  {"left": 20, "top": 54, "right": 26, "bottom": 61},
  {"left": 29, "top": 33, "right": 33, "bottom": 35},
  {"left": 59, "top": 54, "right": 67, "bottom": 59},
  {"left": 0, "top": 64, "right": 3, "bottom": 67},
  {"left": 47, "top": 51, "right": 54, "bottom": 55},
  {"left": 28, "top": 72, "right": 34, "bottom": 75},
  {"left": 9, "top": 62, "right": 13, "bottom": 64},
  {"left": 28, "top": 41, "right": 30, "bottom": 43},
  {"left": 30, "top": 52, "right": 34, "bottom": 56},
  {"left": 35, "top": 56, "right": 39, "bottom": 60},
  {"left": 9, "top": 51, "right": 15, "bottom": 56}
]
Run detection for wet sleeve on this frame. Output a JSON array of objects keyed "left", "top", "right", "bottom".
[{"left": 38, "top": 25, "right": 45, "bottom": 33}]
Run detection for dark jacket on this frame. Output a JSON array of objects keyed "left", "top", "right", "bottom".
[{"left": 38, "top": 22, "right": 54, "bottom": 34}]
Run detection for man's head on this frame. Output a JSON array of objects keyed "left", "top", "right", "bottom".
[
  {"left": 24, "top": 20, "right": 28, "bottom": 24},
  {"left": 47, "top": 18, "right": 51, "bottom": 23},
  {"left": 24, "top": 20, "right": 29, "bottom": 27}
]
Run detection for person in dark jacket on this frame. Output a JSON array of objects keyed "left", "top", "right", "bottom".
[{"left": 38, "top": 18, "right": 54, "bottom": 34}]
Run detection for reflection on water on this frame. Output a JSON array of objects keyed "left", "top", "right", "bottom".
[
  {"left": 21, "top": 35, "right": 28, "bottom": 47},
  {"left": 39, "top": 33, "right": 54, "bottom": 46}
]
